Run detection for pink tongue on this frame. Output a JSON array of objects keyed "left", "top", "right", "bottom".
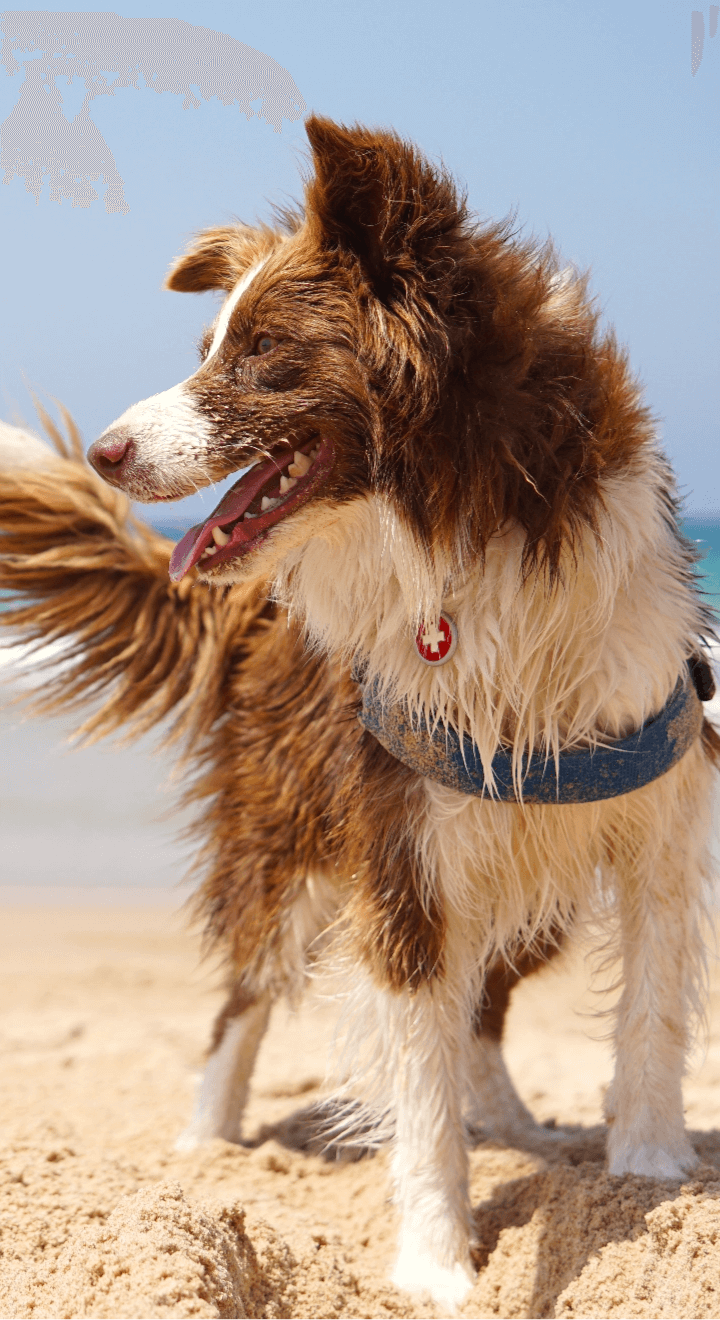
[{"left": 168, "top": 454, "right": 283, "bottom": 581}]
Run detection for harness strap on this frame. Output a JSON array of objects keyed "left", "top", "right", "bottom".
[{"left": 357, "top": 668, "right": 706, "bottom": 804}]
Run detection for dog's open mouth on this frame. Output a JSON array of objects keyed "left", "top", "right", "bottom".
[{"left": 168, "top": 436, "right": 334, "bottom": 581}]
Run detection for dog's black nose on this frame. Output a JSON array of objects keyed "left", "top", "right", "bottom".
[{"left": 87, "top": 431, "right": 133, "bottom": 479}]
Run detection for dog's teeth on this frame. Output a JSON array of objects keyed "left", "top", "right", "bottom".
[
  {"left": 290, "top": 450, "right": 312, "bottom": 476},
  {"left": 204, "top": 543, "right": 217, "bottom": 555},
  {"left": 261, "top": 495, "right": 281, "bottom": 512},
  {"left": 309, "top": 445, "right": 320, "bottom": 460},
  {"left": 243, "top": 511, "right": 258, "bottom": 520},
  {"left": 212, "top": 526, "right": 230, "bottom": 547},
  {"left": 279, "top": 474, "right": 297, "bottom": 494}
]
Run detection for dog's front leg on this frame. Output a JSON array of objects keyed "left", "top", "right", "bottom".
[
  {"left": 387, "top": 969, "right": 476, "bottom": 1310},
  {"left": 604, "top": 749, "right": 710, "bottom": 1179},
  {"left": 341, "top": 747, "right": 477, "bottom": 1308}
]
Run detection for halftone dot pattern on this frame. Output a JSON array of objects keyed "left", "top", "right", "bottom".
[
  {"left": 0, "top": 11, "right": 306, "bottom": 212},
  {"left": 692, "top": 6, "right": 718, "bottom": 75},
  {"left": 692, "top": 11, "right": 705, "bottom": 75}
]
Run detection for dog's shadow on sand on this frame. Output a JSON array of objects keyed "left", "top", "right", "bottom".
[
  {"left": 469, "top": 1126, "right": 720, "bottom": 1317},
  {"left": 245, "top": 1096, "right": 380, "bottom": 1162},
  {"left": 245, "top": 1107, "right": 720, "bottom": 1314}
]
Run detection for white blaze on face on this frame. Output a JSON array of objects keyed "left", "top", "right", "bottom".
[
  {"left": 101, "top": 259, "right": 268, "bottom": 454},
  {"left": 95, "top": 257, "right": 268, "bottom": 496},
  {"left": 103, "top": 381, "right": 211, "bottom": 453},
  {"left": 96, "top": 381, "right": 215, "bottom": 499},
  {"left": 203, "top": 258, "right": 268, "bottom": 367}
]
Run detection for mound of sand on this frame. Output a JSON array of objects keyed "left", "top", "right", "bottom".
[
  {"left": 2, "top": 906, "right": 720, "bottom": 1318},
  {"left": 5, "top": 1182, "right": 266, "bottom": 1319}
]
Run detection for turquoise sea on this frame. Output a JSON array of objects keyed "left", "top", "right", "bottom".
[{"left": 682, "top": 519, "right": 720, "bottom": 620}]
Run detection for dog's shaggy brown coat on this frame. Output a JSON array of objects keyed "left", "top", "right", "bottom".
[{"left": 2, "top": 115, "right": 718, "bottom": 1307}]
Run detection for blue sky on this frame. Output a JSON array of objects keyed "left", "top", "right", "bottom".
[{"left": 1, "top": 0, "right": 718, "bottom": 524}]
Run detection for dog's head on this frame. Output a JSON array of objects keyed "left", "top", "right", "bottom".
[{"left": 88, "top": 115, "right": 649, "bottom": 589}]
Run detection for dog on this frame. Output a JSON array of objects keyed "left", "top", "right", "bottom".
[
  {"left": 0, "top": 402, "right": 562, "bottom": 1299},
  {"left": 3, "top": 115, "right": 719, "bottom": 1308}
]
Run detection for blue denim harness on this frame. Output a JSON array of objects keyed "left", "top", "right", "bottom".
[{"left": 357, "top": 660, "right": 712, "bottom": 804}]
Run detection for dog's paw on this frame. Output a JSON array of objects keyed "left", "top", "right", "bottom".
[
  {"left": 392, "top": 1239, "right": 475, "bottom": 1312},
  {"left": 607, "top": 1137, "right": 699, "bottom": 1180},
  {"left": 173, "top": 1127, "right": 204, "bottom": 1154},
  {"left": 173, "top": 1121, "right": 243, "bottom": 1153},
  {"left": 174, "top": 1116, "right": 240, "bottom": 1152}
]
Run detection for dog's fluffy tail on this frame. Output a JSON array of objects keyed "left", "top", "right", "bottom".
[{"left": 0, "top": 406, "right": 266, "bottom": 748}]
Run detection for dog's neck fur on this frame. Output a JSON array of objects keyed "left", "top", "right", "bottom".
[
  {"left": 265, "top": 448, "right": 702, "bottom": 777},
  {"left": 87, "top": 113, "right": 707, "bottom": 782}
]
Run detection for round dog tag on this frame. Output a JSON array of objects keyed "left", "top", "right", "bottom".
[{"left": 415, "top": 613, "right": 457, "bottom": 665}]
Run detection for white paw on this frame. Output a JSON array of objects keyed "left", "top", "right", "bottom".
[
  {"left": 608, "top": 1138, "right": 699, "bottom": 1180},
  {"left": 392, "top": 1241, "right": 475, "bottom": 1312},
  {"left": 173, "top": 1127, "right": 203, "bottom": 1153},
  {"left": 173, "top": 1120, "right": 242, "bottom": 1153}
]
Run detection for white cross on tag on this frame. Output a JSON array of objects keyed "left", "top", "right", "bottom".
[
  {"left": 415, "top": 612, "right": 457, "bottom": 666},
  {"left": 421, "top": 621, "right": 445, "bottom": 654}
]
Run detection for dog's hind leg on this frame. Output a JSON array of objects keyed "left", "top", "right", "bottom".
[
  {"left": 177, "top": 870, "right": 340, "bottom": 1151},
  {"left": 466, "top": 929, "right": 567, "bottom": 1146},
  {"left": 603, "top": 740, "right": 713, "bottom": 1179},
  {"left": 175, "top": 983, "right": 273, "bottom": 1150}
]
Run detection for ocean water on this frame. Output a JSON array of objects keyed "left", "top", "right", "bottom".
[{"left": 682, "top": 519, "right": 720, "bottom": 620}]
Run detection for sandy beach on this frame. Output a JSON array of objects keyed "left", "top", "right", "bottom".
[
  {"left": 1, "top": 903, "right": 720, "bottom": 1319},
  {"left": 3, "top": 662, "right": 720, "bottom": 1317}
]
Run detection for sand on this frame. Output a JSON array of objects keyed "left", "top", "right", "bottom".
[{"left": 1, "top": 907, "right": 720, "bottom": 1318}]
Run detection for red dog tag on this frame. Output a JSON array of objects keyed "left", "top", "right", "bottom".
[{"left": 415, "top": 613, "right": 457, "bottom": 665}]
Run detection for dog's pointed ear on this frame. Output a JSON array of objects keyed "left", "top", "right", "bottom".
[
  {"left": 165, "top": 226, "right": 274, "bottom": 293},
  {"left": 304, "top": 115, "right": 466, "bottom": 300},
  {"left": 165, "top": 227, "right": 241, "bottom": 292}
]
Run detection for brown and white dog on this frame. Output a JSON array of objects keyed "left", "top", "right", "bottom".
[{"left": 3, "top": 115, "right": 719, "bottom": 1308}]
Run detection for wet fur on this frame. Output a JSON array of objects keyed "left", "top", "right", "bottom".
[
  {"left": 0, "top": 410, "right": 547, "bottom": 1111},
  {"left": 2, "top": 116, "right": 719, "bottom": 1308}
]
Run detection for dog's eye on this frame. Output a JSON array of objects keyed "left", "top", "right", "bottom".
[{"left": 254, "top": 335, "right": 278, "bottom": 356}]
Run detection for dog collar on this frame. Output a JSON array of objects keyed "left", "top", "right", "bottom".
[{"left": 357, "top": 665, "right": 707, "bottom": 804}]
